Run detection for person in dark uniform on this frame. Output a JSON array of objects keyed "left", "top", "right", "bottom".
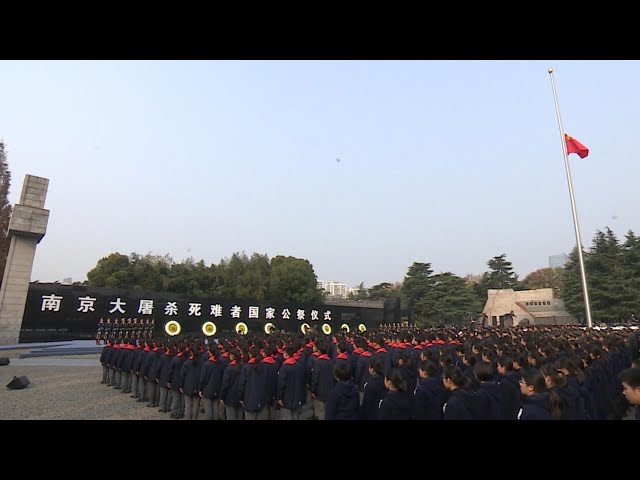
[
  {"left": 112, "top": 319, "right": 120, "bottom": 341},
  {"left": 124, "top": 318, "right": 132, "bottom": 339},
  {"left": 137, "top": 318, "right": 145, "bottom": 340},
  {"left": 104, "top": 318, "right": 112, "bottom": 341},
  {"left": 144, "top": 319, "right": 151, "bottom": 340},
  {"left": 131, "top": 318, "right": 139, "bottom": 340},
  {"left": 360, "top": 357, "right": 386, "bottom": 420},
  {"left": 96, "top": 318, "right": 104, "bottom": 345},
  {"left": 325, "top": 361, "right": 359, "bottom": 420},
  {"left": 442, "top": 365, "right": 473, "bottom": 420},
  {"left": 619, "top": 367, "right": 640, "bottom": 420},
  {"left": 379, "top": 368, "right": 413, "bottom": 420}
]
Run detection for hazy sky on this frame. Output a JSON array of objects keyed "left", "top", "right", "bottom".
[{"left": 1, "top": 60, "right": 637, "bottom": 287}]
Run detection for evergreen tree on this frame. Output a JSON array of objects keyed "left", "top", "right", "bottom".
[{"left": 477, "top": 254, "right": 520, "bottom": 302}]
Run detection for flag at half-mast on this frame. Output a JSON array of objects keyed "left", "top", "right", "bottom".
[{"left": 565, "top": 133, "right": 589, "bottom": 158}]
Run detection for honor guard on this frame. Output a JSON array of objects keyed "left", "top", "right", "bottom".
[
  {"left": 112, "top": 319, "right": 120, "bottom": 340},
  {"left": 124, "top": 318, "right": 132, "bottom": 338},
  {"left": 104, "top": 318, "right": 112, "bottom": 339},
  {"left": 143, "top": 319, "right": 151, "bottom": 339},
  {"left": 137, "top": 318, "right": 145, "bottom": 339},
  {"left": 96, "top": 318, "right": 105, "bottom": 345},
  {"left": 132, "top": 318, "right": 139, "bottom": 340}
]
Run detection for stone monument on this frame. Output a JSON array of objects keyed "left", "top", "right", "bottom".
[{"left": 0, "top": 175, "right": 49, "bottom": 345}]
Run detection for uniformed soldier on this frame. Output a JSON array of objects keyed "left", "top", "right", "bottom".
[{"left": 96, "top": 318, "right": 105, "bottom": 345}]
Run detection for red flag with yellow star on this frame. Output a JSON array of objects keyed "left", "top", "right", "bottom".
[{"left": 565, "top": 133, "right": 589, "bottom": 158}]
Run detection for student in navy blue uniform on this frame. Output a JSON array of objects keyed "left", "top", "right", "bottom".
[
  {"left": 379, "top": 368, "right": 413, "bottom": 420},
  {"left": 397, "top": 350, "right": 418, "bottom": 395},
  {"left": 238, "top": 347, "right": 269, "bottom": 420},
  {"left": 277, "top": 345, "right": 300, "bottom": 420},
  {"left": 413, "top": 360, "right": 447, "bottom": 420},
  {"left": 496, "top": 356, "right": 521, "bottom": 420},
  {"left": 442, "top": 365, "right": 473, "bottom": 420},
  {"left": 555, "top": 356, "right": 590, "bottom": 419},
  {"left": 181, "top": 349, "right": 203, "bottom": 420},
  {"left": 130, "top": 340, "right": 145, "bottom": 399},
  {"left": 326, "top": 360, "right": 360, "bottom": 420},
  {"left": 350, "top": 339, "right": 363, "bottom": 380},
  {"left": 157, "top": 345, "right": 174, "bottom": 413},
  {"left": 355, "top": 340, "right": 372, "bottom": 403},
  {"left": 518, "top": 368, "right": 552, "bottom": 420},
  {"left": 100, "top": 341, "right": 112, "bottom": 384},
  {"left": 540, "top": 363, "right": 583, "bottom": 420},
  {"left": 262, "top": 345, "right": 279, "bottom": 420},
  {"left": 121, "top": 340, "right": 136, "bottom": 394},
  {"left": 198, "top": 345, "right": 224, "bottom": 420},
  {"left": 294, "top": 342, "right": 312, "bottom": 420},
  {"left": 619, "top": 367, "right": 640, "bottom": 420},
  {"left": 461, "top": 353, "right": 479, "bottom": 392},
  {"left": 109, "top": 340, "right": 121, "bottom": 388},
  {"left": 311, "top": 339, "right": 336, "bottom": 420},
  {"left": 335, "top": 341, "right": 350, "bottom": 372},
  {"left": 220, "top": 348, "right": 243, "bottom": 420},
  {"left": 472, "top": 362, "right": 502, "bottom": 420},
  {"left": 137, "top": 342, "right": 153, "bottom": 403},
  {"left": 145, "top": 344, "right": 163, "bottom": 407},
  {"left": 167, "top": 344, "right": 186, "bottom": 419},
  {"left": 360, "top": 357, "right": 386, "bottom": 420}
]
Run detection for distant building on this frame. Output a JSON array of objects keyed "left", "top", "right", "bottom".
[
  {"left": 317, "top": 281, "right": 348, "bottom": 299},
  {"left": 483, "top": 288, "right": 578, "bottom": 326},
  {"left": 549, "top": 253, "right": 569, "bottom": 269},
  {"left": 62, "top": 278, "right": 73, "bottom": 285}
]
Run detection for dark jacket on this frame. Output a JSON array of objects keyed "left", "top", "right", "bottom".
[
  {"left": 156, "top": 351, "right": 173, "bottom": 388},
  {"left": 146, "top": 350, "right": 163, "bottom": 382},
  {"left": 311, "top": 354, "right": 335, "bottom": 402},
  {"left": 379, "top": 390, "right": 413, "bottom": 420},
  {"left": 326, "top": 381, "right": 360, "bottom": 420},
  {"left": 360, "top": 375, "right": 386, "bottom": 420},
  {"left": 167, "top": 353, "right": 186, "bottom": 391},
  {"left": 199, "top": 357, "right": 224, "bottom": 399},
  {"left": 498, "top": 372, "right": 521, "bottom": 420},
  {"left": 276, "top": 358, "right": 299, "bottom": 410},
  {"left": 220, "top": 361, "right": 242, "bottom": 407},
  {"left": 472, "top": 381, "right": 502, "bottom": 420},
  {"left": 399, "top": 363, "right": 418, "bottom": 395},
  {"left": 181, "top": 356, "right": 203, "bottom": 397},
  {"left": 519, "top": 391, "right": 552, "bottom": 420},
  {"left": 237, "top": 360, "right": 268, "bottom": 412},
  {"left": 262, "top": 356, "right": 279, "bottom": 405},
  {"left": 443, "top": 388, "right": 473, "bottom": 420},
  {"left": 413, "top": 376, "right": 446, "bottom": 420}
]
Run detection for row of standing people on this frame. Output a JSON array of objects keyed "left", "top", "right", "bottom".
[{"left": 99, "top": 327, "right": 639, "bottom": 420}]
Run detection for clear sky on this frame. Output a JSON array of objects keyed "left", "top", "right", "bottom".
[{"left": 1, "top": 60, "right": 637, "bottom": 288}]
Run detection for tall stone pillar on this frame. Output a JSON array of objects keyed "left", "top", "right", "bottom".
[{"left": 0, "top": 175, "right": 49, "bottom": 345}]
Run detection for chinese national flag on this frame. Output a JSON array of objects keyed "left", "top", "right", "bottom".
[{"left": 565, "top": 133, "right": 589, "bottom": 158}]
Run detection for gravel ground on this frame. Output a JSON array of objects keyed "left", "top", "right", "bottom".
[{"left": 0, "top": 363, "right": 172, "bottom": 420}]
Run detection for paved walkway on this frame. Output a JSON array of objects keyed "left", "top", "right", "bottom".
[
  {"left": 0, "top": 340, "right": 102, "bottom": 364},
  {"left": 8, "top": 357, "right": 100, "bottom": 366}
]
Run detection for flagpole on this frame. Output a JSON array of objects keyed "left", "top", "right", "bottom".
[{"left": 548, "top": 66, "right": 593, "bottom": 329}]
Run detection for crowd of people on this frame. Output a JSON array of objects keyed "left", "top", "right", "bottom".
[{"left": 98, "top": 323, "right": 640, "bottom": 420}]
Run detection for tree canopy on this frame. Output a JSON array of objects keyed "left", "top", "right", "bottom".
[{"left": 86, "top": 251, "right": 324, "bottom": 305}]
